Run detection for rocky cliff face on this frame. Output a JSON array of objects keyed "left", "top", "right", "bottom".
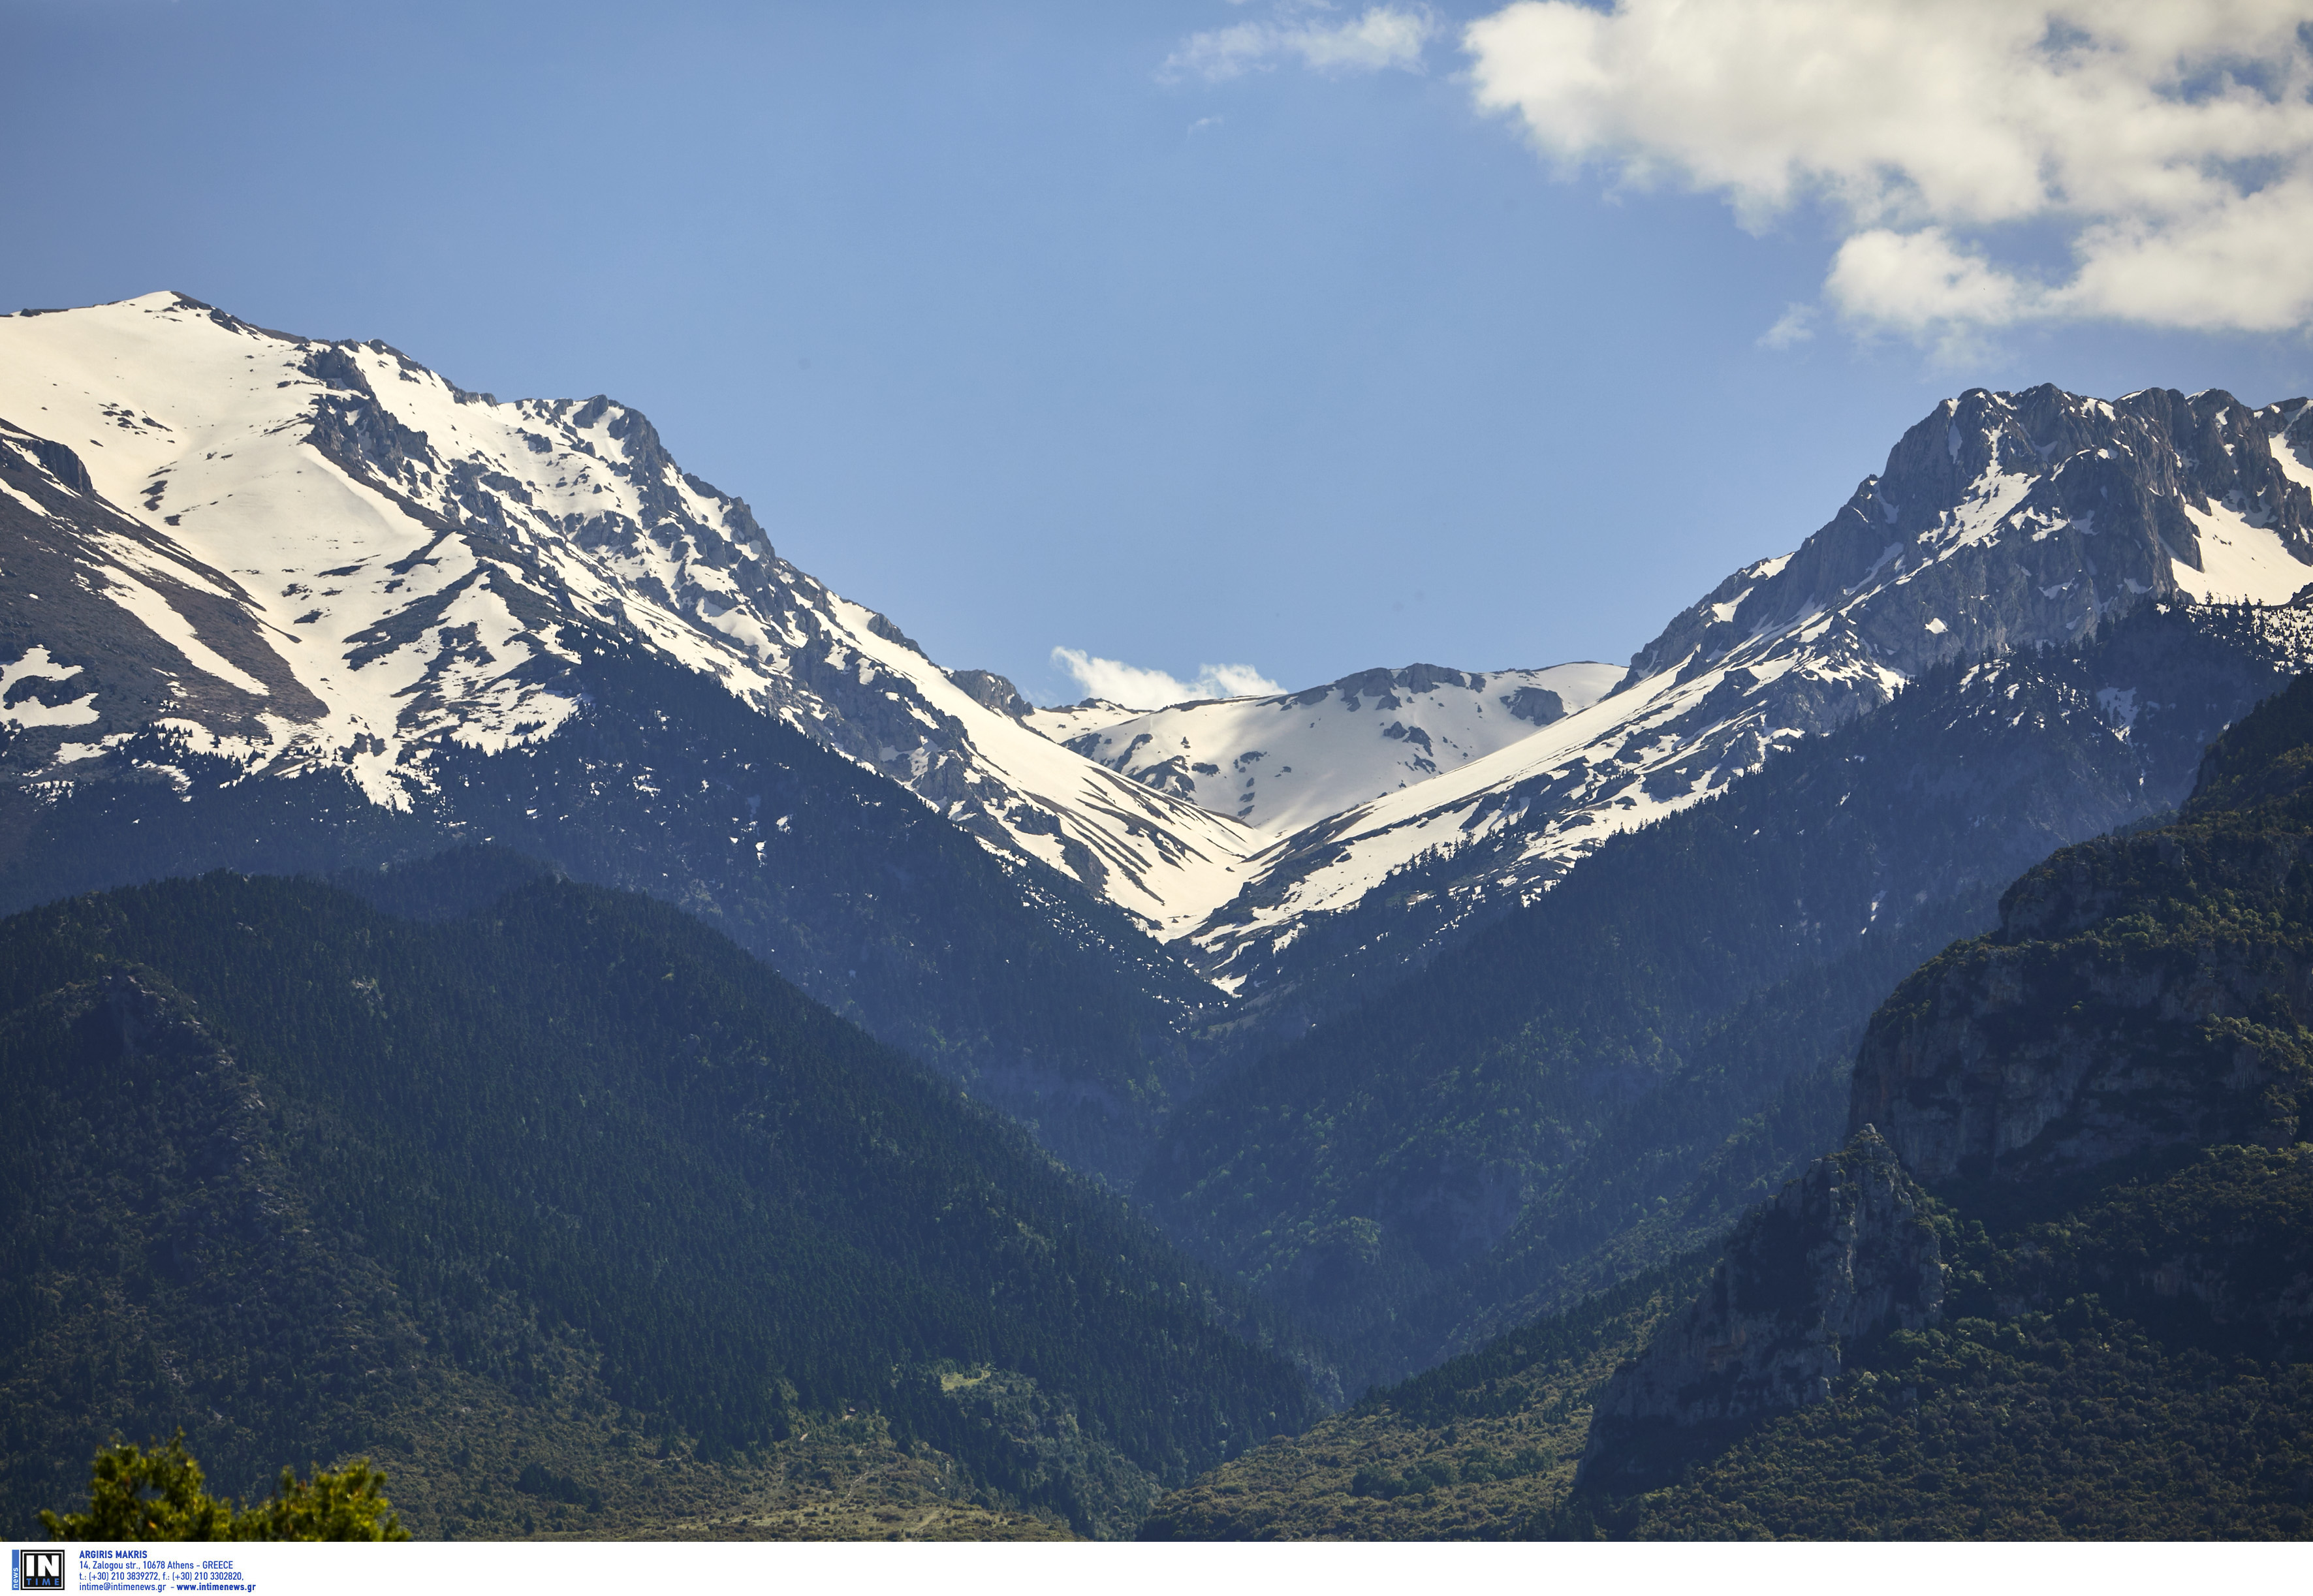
[
  {"left": 1578, "top": 1129, "right": 1943, "bottom": 1481},
  {"left": 1849, "top": 676, "right": 2313, "bottom": 1185},
  {"left": 1628, "top": 387, "right": 2313, "bottom": 692},
  {"left": 1847, "top": 884, "right": 2313, "bottom": 1187}
]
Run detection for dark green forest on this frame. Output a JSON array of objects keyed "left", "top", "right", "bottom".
[
  {"left": 1567, "top": 1148, "right": 2313, "bottom": 1539},
  {"left": 0, "top": 863, "right": 1319, "bottom": 1538}
]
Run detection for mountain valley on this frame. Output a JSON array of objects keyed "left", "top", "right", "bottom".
[
  {"left": 1146, "top": 670, "right": 2313, "bottom": 1540},
  {"left": 9, "top": 289, "right": 2313, "bottom": 1540}
]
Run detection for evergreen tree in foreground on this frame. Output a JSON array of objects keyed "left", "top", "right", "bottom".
[{"left": 41, "top": 1433, "right": 408, "bottom": 1541}]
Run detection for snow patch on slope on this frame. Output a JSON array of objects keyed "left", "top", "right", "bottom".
[
  {"left": 0, "top": 646, "right": 99, "bottom": 728},
  {"left": 1047, "top": 661, "right": 1622, "bottom": 836},
  {"left": 2170, "top": 500, "right": 2313, "bottom": 605}
]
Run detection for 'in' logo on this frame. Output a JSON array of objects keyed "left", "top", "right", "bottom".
[{"left": 12, "top": 1550, "right": 64, "bottom": 1591}]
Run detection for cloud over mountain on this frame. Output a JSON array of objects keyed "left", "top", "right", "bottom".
[{"left": 1050, "top": 647, "right": 1283, "bottom": 710}]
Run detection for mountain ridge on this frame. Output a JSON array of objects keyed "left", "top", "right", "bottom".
[
  {"left": 0, "top": 291, "right": 1262, "bottom": 935},
  {"left": 1029, "top": 661, "right": 1621, "bottom": 836},
  {"left": 1174, "top": 383, "right": 2313, "bottom": 992},
  {"left": 10, "top": 290, "right": 2312, "bottom": 1005}
]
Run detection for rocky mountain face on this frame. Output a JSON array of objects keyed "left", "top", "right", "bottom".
[
  {"left": 0, "top": 294, "right": 1280, "bottom": 1175},
  {"left": 14, "top": 292, "right": 2313, "bottom": 1396},
  {"left": 10, "top": 299, "right": 2310, "bottom": 1022},
  {"left": 1576, "top": 1129, "right": 1943, "bottom": 1484},
  {"left": 1181, "top": 386, "right": 2313, "bottom": 994}
]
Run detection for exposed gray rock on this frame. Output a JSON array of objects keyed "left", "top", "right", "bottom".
[
  {"left": 1499, "top": 685, "right": 1564, "bottom": 726},
  {"left": 1580, "top": 1128, "right": 1943, "bottom": 1480},
  {"left": 862, "top": 609, "right": 923, "bottom": 653},
  {"left": 1624, "top": 386, "right": 2313, "bottom": 698},
  {"left": 20, "top": 433, "right": 92, "bottom": 495},
  {"left": 947, "top": 668, "right": 1031, "bottom": 719}
]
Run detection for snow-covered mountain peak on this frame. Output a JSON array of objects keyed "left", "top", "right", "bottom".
[
  {"left": 1039, "top": 661, "right": 1620, "bottom": 836},
  {"left": 14, "top": 303, "right": 2307, "bottom": 996},
  {"left": 1181, "top": 383, "right": 2313, "bottom": 990},
  {"left": 1622, "top": 384, "right": 2313, "bottom": 698},
  {"left": 0, "top": 292, "right": 1264, "bottom": 931}
]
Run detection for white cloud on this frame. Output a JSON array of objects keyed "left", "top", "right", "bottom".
[
  {"left": 1757, "top": 303, "right": 1816, "bottom": 349},
  {"left": 1050, "top": 648, "right": 1284, "bottom": 710},
  {"left": 1825, "top": 228, "right": 2038, "bottom": 328},
  {"left": 1165, "top": 4, "right": 1438, "bottom": 83},
  {"left": 1463, "top": 0, "right": 2313, "bottom": 341}
]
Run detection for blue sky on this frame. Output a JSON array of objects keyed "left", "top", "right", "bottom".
[{"left": 4, "top": 1, "right": 2309, "bottom": 706}]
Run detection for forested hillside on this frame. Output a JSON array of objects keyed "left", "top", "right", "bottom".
[
  {"left": 0, "top": 864, "right": 1321, "bottom": 1539},
  {"left": 1573, "top": 1151, "right": 2313, "bottom": 1538},
  {"left": 0, "top": 636, "right": 1219, "bottom": 1182}
]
